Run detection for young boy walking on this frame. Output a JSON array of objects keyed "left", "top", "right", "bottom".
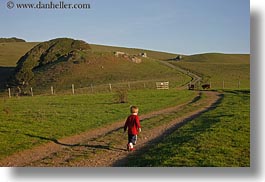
[{"left": 124, "top": 106, "right": 141, "bottom": 151}]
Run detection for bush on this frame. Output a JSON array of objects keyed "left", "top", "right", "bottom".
[{"left": 114, "top": 88, "right": 128, "bottom": 103}]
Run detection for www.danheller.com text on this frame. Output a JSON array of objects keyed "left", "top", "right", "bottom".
[{"left": 6, "top": 1, "right": 91, "bottom": 10}]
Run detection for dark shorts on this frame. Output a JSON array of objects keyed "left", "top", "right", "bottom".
[{"left": 128, "top": 134, "right": 137, "bottom": 145}]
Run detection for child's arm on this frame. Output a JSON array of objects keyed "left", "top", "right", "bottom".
[{"left": 136, "top": 116, "right": 141, "bottom": 132}]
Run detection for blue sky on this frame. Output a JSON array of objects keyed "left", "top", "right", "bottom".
[{"left": 0, "top": 0, "right": 249, "bottom": 55}]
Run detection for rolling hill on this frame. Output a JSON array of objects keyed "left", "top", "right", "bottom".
[
  {"left": 0, "top": 37, "right": 26, "bottom": 43},
  {"left": 0, "top": 42, "right": 39, "bottom": 66},
  {"left": 3, "top": 38, "right": 188, "bottom": 94},
  {"left": 170, "top": 53, "right": 250, "bottom": 88},
  {"left": 0, "top": 38, "right": 250, "bottom": 94},
  {"left": 89, "top": 44, "right": 179, "bottom": 61},
  {"left": 9, "top": 38, "right": 92, "bottom": 87}
]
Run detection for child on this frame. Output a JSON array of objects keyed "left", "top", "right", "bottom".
[{"left": 124, "top": 106, "right": 141, "bottom": 151}]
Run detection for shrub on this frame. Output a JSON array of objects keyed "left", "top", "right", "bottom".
[{"left": 114, "top": 88, "right": 128, "bottom": 103}]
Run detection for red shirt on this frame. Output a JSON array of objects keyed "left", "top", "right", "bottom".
[{"left": 124, "top": 114, "right": 141, "bottom": 135}]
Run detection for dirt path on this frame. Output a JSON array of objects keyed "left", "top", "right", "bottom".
[{"left": 0, "top": 91, "right": 222, "bottom": 167}]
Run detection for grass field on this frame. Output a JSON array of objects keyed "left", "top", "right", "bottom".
[
  {"left": 126, "top": 90, "right": 250, "bottom": 167},
  {"left": 0, "top": 89, "right": 196, "bottom": 160}
]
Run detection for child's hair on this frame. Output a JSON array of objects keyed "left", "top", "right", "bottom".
[{"left": 130, "top": 106, "right": 139, "bottom": 113}]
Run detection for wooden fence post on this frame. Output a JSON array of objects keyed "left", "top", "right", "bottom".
[
  {"left": 30, "top": 87, "right": 33, "bottom": 97},
  {"left": 8, "top": 88, "right": 11, "bottom": 98},
  {"left": 222, "top": 80, "right": 225, "bottom": 89},
  {"left": 72, "top": 84, "right": 75, "bottom": 95},
  {"left": 109, "top": 83, "right": 112, "bottom": 92},
  {"left": 238, "top": 80, "right": 241, "bottom": 89},
  {"left": 51, "top": 86, "right": 54, "bottom": 95}
]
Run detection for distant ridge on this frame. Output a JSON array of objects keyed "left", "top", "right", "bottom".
[{"left": 0, "top": 37, "right": 26, "bottom": 43}]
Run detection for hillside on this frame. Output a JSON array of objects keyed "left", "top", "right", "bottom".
[
  {"left": 0, "top": 37, "right": 26, "bottom": 43},
  {"left": 5, "top": 38, "right": 188, "bottom": 94},
  {"left": 9, "top": 38, "right": 91, "bottom": 87},
  {"left": 0, "top": 42, "right": 39, "bottom": 90},
  {"left": 0, "top": 42, "right": 39, "bottom": 66},
  {"left": 1, "top": 39, "right": 250, "bottom": 94},
  {"left": 180, "top": 53, "right": 249, "bottom": 64},
  {"left": 170, "top": 53, "right": 250, "bottom": 88},
  {"left": 90, "top": 44, "right": 179, "bottom": 61}
]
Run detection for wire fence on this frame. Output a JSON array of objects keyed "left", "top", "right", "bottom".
[
  {"left": 3, "top": 79, "right": 249, "bottom": 98},
  {"left": 4, "top": 81, "right": 166, "bottom": 98},
  {"left": 188, "top": 80, "right": 250, "bottom": 91}
]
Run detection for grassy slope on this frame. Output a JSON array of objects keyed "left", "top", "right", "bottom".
[
  {"left": 90, "top": 44, "right": 178, "bottom": 60},
  {"left": 0, "top": 42, "right": 39, "bottom": 66},
  {"left": 170, "top": 53, "right": 250, "bottom": 89},
  {"left": 0, "top": 42, "right": 178, "bottom": 67},
  {"left": 127, "top": 90, "right": 250, "bottom": 167},
  {"left": 0, "top": 42, "right": 39, "bottom": 90},
  {"left": 0, "top": 42, "right": 249, "bottom": 92},
  {"left": 32, "top": 52, "right": 189, "bottom": 93},
  {"left": 0, "top": 42, "right": 189, "bottom": 94}
]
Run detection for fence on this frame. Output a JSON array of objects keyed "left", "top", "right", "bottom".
[
  {"left": 156, "top": 82, "right": 169, "bottom": 90},
  {"left": 5, "top": 80, "right": 165, "bottom": 98},
  {"left": 3, "top": 79, "right": 249, "bottom": 98},
  {"left": 191, "top": 80, "right": 250, "bottom": 90}
]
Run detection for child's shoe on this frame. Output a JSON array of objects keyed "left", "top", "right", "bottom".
[{"left": 127, "top": 143, "right": 135, "bottom": 151}]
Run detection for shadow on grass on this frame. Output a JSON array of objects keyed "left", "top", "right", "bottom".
[
  {"left": 24, "top": 133, "right": 127, "bottom": 152},
  {"left": 224, "top": 90, "right": 250, "bottom": 95},
  {"left": 189, "top": 92, "right": 202, "bottom": 104}
]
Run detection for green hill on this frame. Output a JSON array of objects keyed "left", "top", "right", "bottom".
[
  {"left": 9, "top": 38, "right": 91, "bottom": 87},
  {"left": 0, "top": 42, "right": 39, "bottom": 66},
  {"left": 180, "top": 53, "right": 249, "bottom": 64},
  {"left": 170, "top": 53, "right": 250, "bottom": 89},
  {"left": 90, "top": 44, "right": 179, "bottom": 60},
  {"left": 0, "top": 42, "right": 39, "bottom": 90},
  {"left": 0, "top": 38, "right": 250, "bottom": 94},
  {"left": 0, "top": 37, "right": 26, "bottom": 43},
  {"left": 5, "top": 38, "right": 188, "bottom": 94}
]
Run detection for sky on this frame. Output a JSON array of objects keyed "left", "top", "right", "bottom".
[{"left": 0, "top": 0, "right": 250, "bottom": 55}]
